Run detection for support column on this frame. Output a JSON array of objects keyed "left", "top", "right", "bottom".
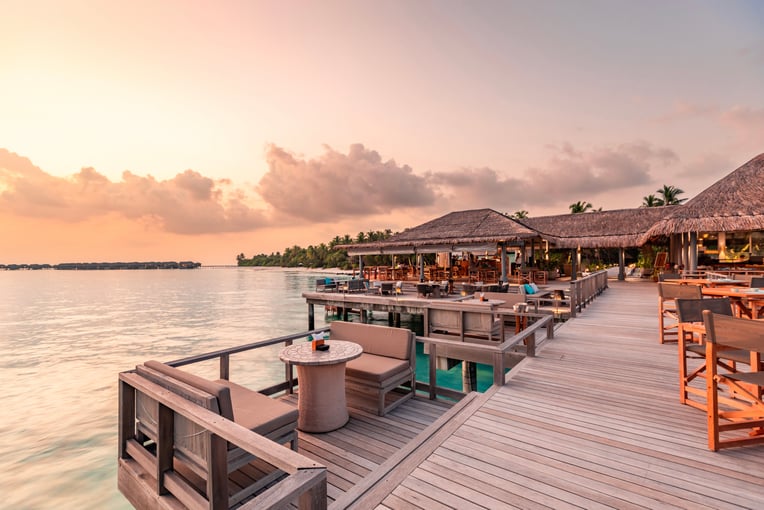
[
  {"left": 500, "top": 243, "right": 508, "bottom": 283},
  {"left": 308, "top": 303, "right": 315, "bottom": 330},
  {"left": 689, "top": 232, "right": 698, "bottom": 273},
  {"left": 358, "top": 255, "right": 364, "bottom": 280},
  {"left": 618, "top": 248, "right": 626, "bottom": 281},
  {"left": 419, "top": 253, "right": 425, "bottom": 282},
  {"left": 571, "top": 248, "right": 577, "bottom": 282}
]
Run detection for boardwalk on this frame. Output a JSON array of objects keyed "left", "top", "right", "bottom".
[{"left": 356, "top": 279, "right": 764, "bottom": 509}]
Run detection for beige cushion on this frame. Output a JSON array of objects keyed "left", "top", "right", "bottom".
[
  {"left": 144, "top": 360, "right": 234, "bottom": 421},
  {"left": 346, "top": 353, "right": 410, "bottom": 384},
  {"left": 330, "top": 321, "right": 411, "bottom": 360},
  {"left": 221, "top": 380, "right": 298, "bottom": 434}
]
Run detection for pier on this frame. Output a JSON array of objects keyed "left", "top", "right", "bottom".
[{"left": 118, "top": 277, "right": 764, "bottom": 509}]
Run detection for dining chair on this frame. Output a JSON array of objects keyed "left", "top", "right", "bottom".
[
  {"left": 701, "top": 311, "right": 764, "bottom": 451},
  {"left": 657, "top": 282, "right": 702, "bottom": 343},
  {"left": 674, "top": 297, "right": 748, "bottom": 410}
]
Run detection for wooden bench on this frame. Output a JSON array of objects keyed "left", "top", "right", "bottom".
[
  {"left": 328, "top": 321, "right": 416, "bottom": 416},
  {"left": 128, "top": 360, "right": 299, "bottom": 507},
  {"left": 424, "top": 301, "right": 502, "bottom": 345}
]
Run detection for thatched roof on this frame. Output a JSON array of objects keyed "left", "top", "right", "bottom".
[
  {"left": 519, "top": 206, "right": 678, "bottom": 249},
  {"left": 342, "top": 209, "right": 537, "bottom": 255},
  {"left": 644, "top": 153, "right": 764, "bottom": 238}
]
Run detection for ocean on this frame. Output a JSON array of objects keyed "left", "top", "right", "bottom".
[{"left": 0, "top": 267, "right": 487, "bottom": 509}]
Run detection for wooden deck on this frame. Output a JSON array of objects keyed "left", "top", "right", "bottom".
[
  {"left": 278, "top": 393, "right": 460, "bottom": 507},
  {"left": 335, "top": 279, "right": 764, "bottom": 509}
]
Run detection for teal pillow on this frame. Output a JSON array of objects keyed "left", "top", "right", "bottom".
[
  {"left": 524, "top": 283, "right": 535, "bottom": 294},
  {"left": 325, "top": 277, "right": 333, "bottom": 285}
]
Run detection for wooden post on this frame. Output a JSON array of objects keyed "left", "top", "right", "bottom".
[
  {"left": 428, "top": 343, "right": 437, "bottom": 400},
  {"left": 156, "top": 403, "right": 174, "bottom": 495},
  {"left": 118, "top": 379, "right": 135, "bottom": 459},
  {"left": 308, "top": 303, "right": 315, "bottom": 330},
  {"left": 570, "top": 248, "right": 577, "bottom": 282},
  {"left": 500, "top": 243, "right": 508, "bottom": 283},
  {"left": 219, "top": 354, "right": 229, "bottom": 380}
]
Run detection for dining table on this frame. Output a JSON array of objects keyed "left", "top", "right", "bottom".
[
  {"left": 664, "top": 278, "right": 749, "bottom": 288},
  {"left": 701, "top": 286, "right": 764, "bottom": 319}
]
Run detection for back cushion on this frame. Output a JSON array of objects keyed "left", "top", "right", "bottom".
[
  {"left": 330, "top": 321, "right": 411, "bottom": 360},
  {"left": 143, "top": 360, "right": 234, "bottom": 421},
  {"left": 524, "top": 283, "right": 535, "bottom": 294}
]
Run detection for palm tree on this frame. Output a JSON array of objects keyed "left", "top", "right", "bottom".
[
  {"left": 569, "top": 201, "right": 593, "bottom": 214},
  {"left": 656, "top": 185, "right": 687, "bottom": 205},
  {"left": 642, "top": 194, "right": 664, "bottom": 207},
  {"left": 510, "top": 210, "right": 529, "bottom": 219}
]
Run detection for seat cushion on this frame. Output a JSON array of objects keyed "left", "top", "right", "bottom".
[
  {"left": 221, "top": 380, "right": 298, "bottom": 435},
  {"left": 345, "top": 353, "right": 410, "bottom": 384}
]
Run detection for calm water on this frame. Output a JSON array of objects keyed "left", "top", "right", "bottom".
[
  {"left": 0, "top": 267, "right": 487, "bottom": 509},
  {"left": 0, "top": 268, "right": 341, "bottom": 509}
]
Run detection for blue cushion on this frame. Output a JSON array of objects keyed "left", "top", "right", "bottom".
[
  {"left": 325, "top": 277, "right": 333, "bottom": 285},
  {"left": 524, "top": 283, "right": 535, "bottom": 294}
]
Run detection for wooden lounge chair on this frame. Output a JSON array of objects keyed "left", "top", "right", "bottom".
[
  {"left": 701, "top": 311, "right": 764, "bottom": 451},
  {"left": 128, "top": 361, "right": 299, "bottom": 507},
  {"left": 657, "top": 282, "right": 702, "bottom": 343}
]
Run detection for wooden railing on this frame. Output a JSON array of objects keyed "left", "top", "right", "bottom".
[
  {"left": 418, "top": 312, "right": 554, "bottom": 399},
  {"left": 569, "top": 270, "right": 609, "bottom": 317}
]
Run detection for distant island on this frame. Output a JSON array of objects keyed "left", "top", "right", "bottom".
[{"left": 0, "top": 261, "right": 202, "bottom": 270}]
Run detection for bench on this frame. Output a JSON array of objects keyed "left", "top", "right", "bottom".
[
  {"left": 328, "top": 321, "right": 416, "bottom": 416},
  {"left": 130, "top": 361, "right": 299, "bottom": 507},
  {"left": 424, "top": 301, "right": 502, "bottom": 344}
]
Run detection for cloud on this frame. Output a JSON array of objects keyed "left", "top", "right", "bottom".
[
  {"left": 426, "top": 141, "right": 676, "bottom": 212},
  {"left": 257, "top": 143, "right": 438, "bottom": 221},
  {"left": 0, "top": 149, "right": 266, "bottom": 234}
]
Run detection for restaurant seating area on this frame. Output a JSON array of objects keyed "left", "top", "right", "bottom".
[{"left": 660, "top": 273, "right": 764, "bottom": 451}]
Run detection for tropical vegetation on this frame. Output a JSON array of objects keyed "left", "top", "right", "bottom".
[{"left": 237, "top": 230, "right": 395, "bottom": 269}]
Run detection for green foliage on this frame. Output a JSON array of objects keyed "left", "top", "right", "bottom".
[
  {"left": 569, "top": 201, "right": 593, "bottom": 213},
  {"left": 237, "top": 230, "right": 394, "bottom": 268}
]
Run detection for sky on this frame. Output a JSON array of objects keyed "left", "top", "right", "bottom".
[{"left": 2, "top": 0, "right": 763, "bottom": 265}]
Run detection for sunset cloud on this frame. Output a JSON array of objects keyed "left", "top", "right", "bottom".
[
  {"left": 257, "top": 143, "right": 438, "bottom": 221},
  {"left": 0, "top": 149, "right": 266, "bottom": 234}
]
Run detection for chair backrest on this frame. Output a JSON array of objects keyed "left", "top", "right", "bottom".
[
  {"left": 750, "top": 276, "right": 764, "bottom": 288},
  {"left": 702, "top": 311, "right": 764, "bottom": 353},
  {"left": 659, "top": 272, "right": 681, "bottom": 281},
  {"left": 658, "top": 282, "right": 703, "bottom": 300},
  {"left": 675, "top": 297, "right": 732, "bottom": 323}
]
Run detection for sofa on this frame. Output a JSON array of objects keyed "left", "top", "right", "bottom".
[{"left": 328, "top": 321, "right": 416, "bottom": 416}]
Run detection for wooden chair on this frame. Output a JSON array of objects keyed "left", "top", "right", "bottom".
[
  {"left": 132, "top": 361, "right": 299, "bottom": 507},
  {"left": 674, "top": 297, "right": 749, "bottom": 410},
  {"left": 750, "top": 277, "right": 764, "bottom": 288},
  {"left": 657, "top": 282, "right": 702, "bottom": 343},
  {"left": 701, "top": 311, "right": 764, "bottom": 451}
]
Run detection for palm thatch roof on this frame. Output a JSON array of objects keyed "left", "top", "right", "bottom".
[
  {"left": 643, "top": 153, "right": 764, "bottom": 238},
  {"left": 342, "top": 209, "right": 537, "bottom": 255},
  {"left": 519, "top": 206, "right": 678, "bottom": 249}
]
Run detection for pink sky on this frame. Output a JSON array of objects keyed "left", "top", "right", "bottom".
[{"left": 2, "top": 0, "right": 763, "bottom": 264}]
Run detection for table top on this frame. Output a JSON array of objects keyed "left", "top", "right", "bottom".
[
  {"left": 279, "top": 340, "right": 363, "bottom": 366},
  {"left": 702, "top": 287, "right": 764, "bottom": 298},
  {"left": 664, "top": 278, "right": 748, "bottom": 287}
]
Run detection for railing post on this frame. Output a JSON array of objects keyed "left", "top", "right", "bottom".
[
  {"left": 220, "top": 354, "right": 230, "bottom": 380},
  {"left": 428, "top": 344, "right": 437, "bottom": 400},
  {"left": 156, "top": 403, "right": 174, "bottom": 495},
  {"left": 118, "top": 379, "right": 135, "bottom": 459}
]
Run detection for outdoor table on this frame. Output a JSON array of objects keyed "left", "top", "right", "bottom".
[
  {"left": 279, "top": 340, "right": 363, "bottom": 432},
  {"left": 664, "top": 278, "right": 748, "bottom": 288},
  {"left": 701, "top": 287, "right": 764, "bottom": 319}
]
